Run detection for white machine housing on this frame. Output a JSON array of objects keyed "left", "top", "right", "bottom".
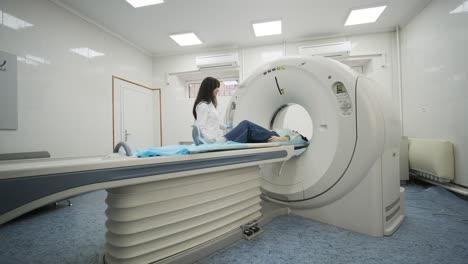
[{"left": 226, "top": 56, "right": 404, "bottom": 237}]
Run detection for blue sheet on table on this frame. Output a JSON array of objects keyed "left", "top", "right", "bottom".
[
  {"left": 134, "top": 140, "right": 309, "bottom": 158},
  {"left": 134, "top": 141, "right": 250, "bottom": 157}
]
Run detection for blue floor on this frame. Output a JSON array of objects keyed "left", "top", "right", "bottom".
[
  {"left": 197, "top": 184, "right": 468, "bottom": 264},
  {"left": 1, "top": 183, "right": 467, "bottom": 264},
  {"left": 0, "top": 191, "right": 107, "bottom": 264}
]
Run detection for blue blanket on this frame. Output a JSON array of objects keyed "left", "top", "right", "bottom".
[
  {"left": 134, "top": 140, "right": 309, "bottom": 158},
  {"left": 134, "top": 141, "right": 249, "bottom": 157}
]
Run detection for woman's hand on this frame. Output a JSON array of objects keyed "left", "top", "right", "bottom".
[{"left": 268, "top": 136, "right": 289, "bottom": 142}]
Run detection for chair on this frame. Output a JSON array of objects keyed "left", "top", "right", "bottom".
[{"left": 192, "top": 124, "right": 208, "bottom": 145}]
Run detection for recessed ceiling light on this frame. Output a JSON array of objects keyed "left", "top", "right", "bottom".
[
  {"left": 70, "top": 48, "right": 105, "bottom": 59},
  {"left": 17, "top": 55, "right": 50, "bottom": 66},
  {"left": 345, "top": 6, "right": 387, "bottom": 26},
  {"left": 0, "top": 10, "right": 34, "bottom": 30},
  {"left": 169, "top": 33, "right": 203, "bottom": 46},
  {"left": 450, "top": 1, "right": 468, "bottom": 14},
  {"left": 126, "top": 0, "right": 164, "bottom": 8},
  {"left": 25, "top": 55, "right": 50, "bottom": 64},
  {"left": 252, "top": 20, "right": 282, "bottom": 37}
]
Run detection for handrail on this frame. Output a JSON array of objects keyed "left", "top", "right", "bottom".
[{"left": 113, "top": 142, "right": 133, "bottom": 157}]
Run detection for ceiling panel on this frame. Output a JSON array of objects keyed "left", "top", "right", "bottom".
[{"left": 54, "top": 0, "right": 432, "bottom": 56}]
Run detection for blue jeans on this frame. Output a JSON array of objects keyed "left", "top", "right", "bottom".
[{"left": 224, "top": 120, "right": 279, "bottom": 143}]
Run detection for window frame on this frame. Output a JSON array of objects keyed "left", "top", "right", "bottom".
[{"left": 187, "top": 77, "right": 239, "bottom": 99}]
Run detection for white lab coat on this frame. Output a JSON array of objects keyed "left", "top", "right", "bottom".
[{"left": 194, "top": 101, "right": 226, "bottom": 141}]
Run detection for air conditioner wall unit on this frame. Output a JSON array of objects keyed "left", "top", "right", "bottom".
[
  {"left": 299, "top": 41, "right": 351, "bottom": 57},
  {"left": 195, "top": 53, "right": 239, "bottom": 69}
]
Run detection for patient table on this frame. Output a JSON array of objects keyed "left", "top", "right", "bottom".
[{"left": 0, "top": 144, "right": 294, "bottom": 264}]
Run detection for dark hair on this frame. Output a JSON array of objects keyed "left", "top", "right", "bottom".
[{"left": 192, "top": 77, "right": 220, "bottom": 119}]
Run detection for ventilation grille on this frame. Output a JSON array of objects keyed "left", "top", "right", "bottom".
[
  {"left": 298, "top": 41, "right": 351, "bottom": 57},
  {"left": 411, "top": 169, "right": 451, "bottom": 183},
  {"left": 385, "top": 197, "right": 401, "bottom": 222},
  {"left": 195, "top": 53, "right": 239, "bottom": 69},
  {"left": 104, "top": 167, "right": 262, "bottom": 264}
]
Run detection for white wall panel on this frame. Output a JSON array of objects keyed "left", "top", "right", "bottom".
[
  {"left": 401, "top": 0, "right": 468, "bottom": 186},
  {"left": 0, "top": 0, "right": 152, "bottom": 158}
]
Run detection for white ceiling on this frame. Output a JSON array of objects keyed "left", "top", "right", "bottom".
[{"left": 54, "top": 0, "right": 431, "bottom": 56}]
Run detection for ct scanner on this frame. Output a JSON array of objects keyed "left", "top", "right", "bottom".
[
  {"left": 0, "top": 56, "right": 405, "bottom": 264},
  {"left": 226, "top": 56, "right": 405, "bottom": 237}
]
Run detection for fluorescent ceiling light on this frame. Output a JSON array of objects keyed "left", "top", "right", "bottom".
[
  {"left": 70, "top": 48, "right": 105, "bottom": 59},
  {"left": 345, "top": 6, "right": 387, "bottom": 26},
  {"left": 126, "top": 0, "right": 164, "bottom": 8},
  {"left": 170, "top": 33, "right": 202, "bottom": 46},
  {"left": 0, "top": 9, "right": 34, "bottom": 30},
  {"left": 17, "top": 56, "right": 39, "bottom": 66},
  {"left": 18, "top": 57, "right": 39, "bottom": 66},
  {"left": 25, "top": 55, "right": 50, "bottom": 64},
  {"left": 450, "top": 1, "right": 468, "bottom": 14},
  {"left": 223, "top": 80, "right": 238, "bottom": 86},
  {"left": 252, "top": 20, "right": 282, "bottom": 37},
  {"left": 17, "top": 55, "right": 50, "bottom": 66}
]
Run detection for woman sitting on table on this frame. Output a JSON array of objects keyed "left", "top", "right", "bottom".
[{"left": 192, "top": 77, "right": 308, "bottom": 145}]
